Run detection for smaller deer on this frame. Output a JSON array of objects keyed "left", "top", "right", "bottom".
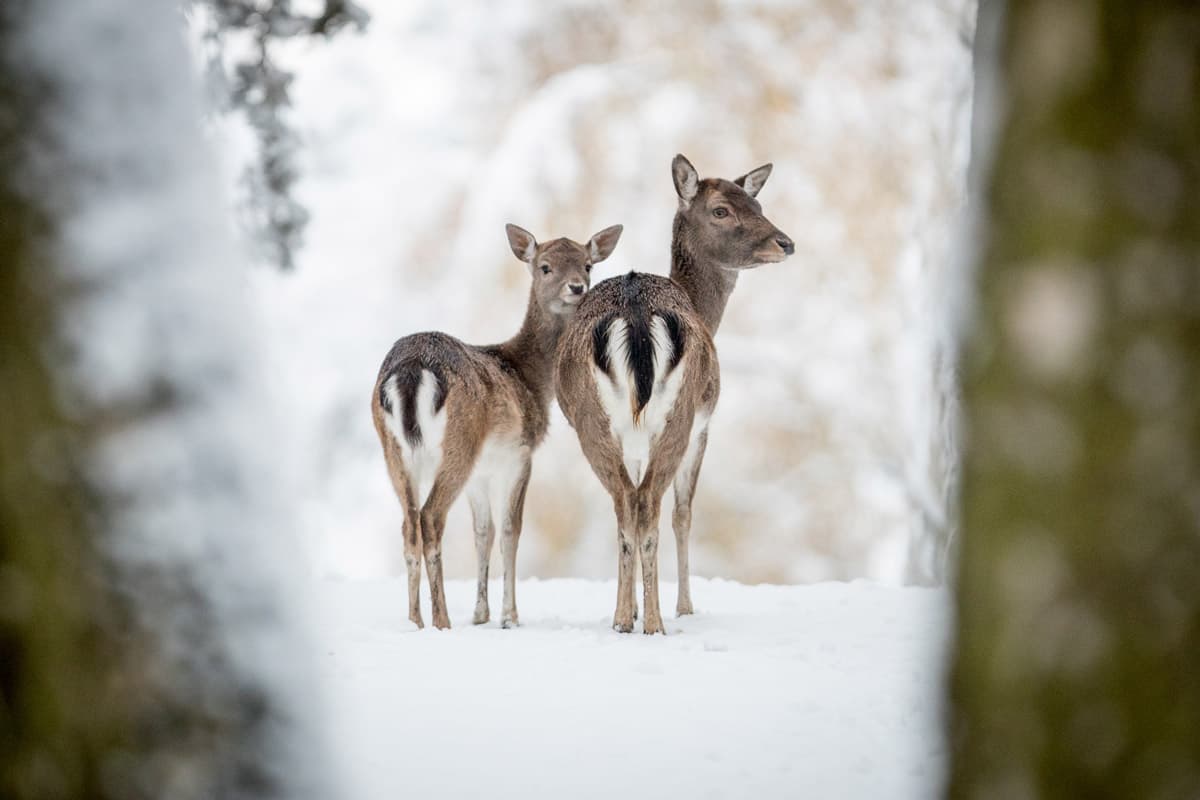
[{"left": 371, "top": 223, "right": 623, "bottom": 629}]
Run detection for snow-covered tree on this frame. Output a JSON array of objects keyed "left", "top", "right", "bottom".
[
  {"left": 198, "top": 0, "right": 368, "bottom": 269},
  {"left": 0, "top": 2, "right": 328, "bottom": 798}
]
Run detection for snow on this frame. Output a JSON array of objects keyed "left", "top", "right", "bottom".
[{"left": 316, "top": 577, "right": 950, "bottom": 799}]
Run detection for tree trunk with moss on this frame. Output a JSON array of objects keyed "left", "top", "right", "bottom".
[
  {"left": 949, "top": 1, "right": 1200, "bottom": 798},
  {"left": 0, "top": 3, "right": 310, "bottom": 798},
  {"left": 0, "top": 9, "right": 119, "bottom": 798}
]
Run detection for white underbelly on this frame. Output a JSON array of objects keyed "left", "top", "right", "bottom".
[{"left": 466, "top": 433, "right": 528, "bottom": 508}]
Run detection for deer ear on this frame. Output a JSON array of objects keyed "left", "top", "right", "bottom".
[
  {"left": 672, "top": 154, "right": 699, "bottom": 207},
  {"left": 505, "top": 223, "right": 537, "bottom": 262},
  {"left": 734, "top": 163, "right": 773, "bottom": 198},
  {"left": 587, "top": 224, "right": 623, "bottom": 263}
]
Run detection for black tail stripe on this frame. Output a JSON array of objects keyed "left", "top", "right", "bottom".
[
  {"left": 378, "top": 381, "right": 393, "bottom": 414},
  {"left": 397, "top": 363, "right": 423, "bottom": 448},
  {"left": 384, "top": 362, "right": 449, "bottom": 448},
  {"left": 660, "top": 311, "right": 686, "bottom": 375},
  {"left": 615, "top": 271, "right": 654, "bottom": 414},
  {"left": 429, "top": 365, "right": 448, "bottom": 413},
  {"left": 626, "top": 312, "right": 656, "bottom": 416},
  {"left": 596, "top": 309, "right": 686, "bottom": 416},
  {"left": 592, "top": 314, "right": 616, "bottom": 378}
]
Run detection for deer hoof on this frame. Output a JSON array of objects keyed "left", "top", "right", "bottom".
[
  {"left": 676, "top": 602, "right": 694, "bottom": 617},
  {"left": 472, "top": 607, "right": 490, "bottom": 625},
  {"left": 409, "top": 612, "right": 425, "bottom": 629},
  {"left": 642, "top": 616, "right": 666, "bottom": 635},
  {"left": 500, "top": 615, "right": 519, "bottom": 629}
]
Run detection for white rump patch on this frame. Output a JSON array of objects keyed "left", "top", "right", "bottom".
[
  {"left": 593, "top": 316, "right": 687, "bottom": 487},
  {"left": 382, "top": 369, "right": 447, "bottom": 505}
]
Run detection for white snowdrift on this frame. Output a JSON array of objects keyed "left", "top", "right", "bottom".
[{"left": 316, "top": 577, "right": 949, "bottom": 799}]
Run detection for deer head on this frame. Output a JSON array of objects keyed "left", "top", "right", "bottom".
[
  {"left": 671, "top": 153, "right": 794, "bottom": 269},
  {"left": 505, "top": 224, "right": 623, "bottom": 314}
]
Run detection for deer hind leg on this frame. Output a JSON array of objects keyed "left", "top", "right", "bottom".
[
  {"left": 672, "top": 422, "right": 708, "bottom": 616},
  {"left": 403, "top": 508, "right": 424, "bottom": 629},
  {"left": 635, "top": 480, "right": 671, "bottom": 635},
  {"left": 569, "top": 424, "right": 637, "bottom": 632},
  {"left": 382, "top": 436, "right": 425, "bottom": 628},
  {"left": 630, "top": 550, "right": 639, "bottom": 621},
  {"left": 420, "top": 447, "right": 479, "bottom": 630},
  {"left": 466, "top": 481, "right": 494, "bottom": 625},
  {"left": 496, "top": 448, "right": 532, "bottom": 629},
  {"left": 636, "top": 407, "right": 696, "bottom": 635},
  {"left": 613, "top": 488, "right": 638, "bottom": 633}
]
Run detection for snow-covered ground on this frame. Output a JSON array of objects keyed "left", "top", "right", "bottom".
[{"left": 316, "top": 578, "right": 950, "bottom": 799}]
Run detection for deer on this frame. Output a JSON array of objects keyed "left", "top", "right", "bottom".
[
  {"left": 555, "top": 154, "right": 793, "bottom": 634},
  {"left": 371, "top": 223, "right": 623, "bottom": 629}
]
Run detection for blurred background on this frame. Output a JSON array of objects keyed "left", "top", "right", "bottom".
[{"left": 228, "top": 0, "right": 977, "bottom": 585}]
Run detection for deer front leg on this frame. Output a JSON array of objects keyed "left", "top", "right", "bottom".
[
  {"left": 467, "top": 484, "right": 494, "bottom": 625},
  {"left": 672, "top": 424, "right": 708, "bottom": 616},
  {"left": 498, "top": 451, "right": 531, "bottom": 629}
]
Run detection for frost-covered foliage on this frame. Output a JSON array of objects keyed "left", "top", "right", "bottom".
[
  {"left": 234, "top": 0, "right": 975, "bottom": 586},
  {"left": 198, "top": 0, "right": 368, "bottom": 269},
  {"left": 1, "top": 2, "right": 331, "bottom": 797}
]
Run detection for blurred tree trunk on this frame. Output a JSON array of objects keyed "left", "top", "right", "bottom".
[
  {"left": 0, "top": 4, "right": 294, "bottom": 799},
  {"left": 0, "top": 10, "right": 124, "bottom": 799},
  {"left": 950, "top": 1, "right": 1199, "bottom": 798}
]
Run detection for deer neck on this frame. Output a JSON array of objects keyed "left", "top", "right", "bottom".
[
  {"left": 669, "top": 214, "right": 738, "bottom": 335},
  {"left": 496, "top": 289, "right": 566, "bottom": 403}
]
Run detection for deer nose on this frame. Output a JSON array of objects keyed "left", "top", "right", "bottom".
[
  {"left": 775, "top": 234, "right": 795, "bottom": 255},
  {"left": 568, "top": 282, "right": 586, "bottom": 296}
]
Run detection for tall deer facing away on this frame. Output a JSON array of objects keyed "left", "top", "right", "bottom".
[
  {"left": 555, "top": 154, "right": 793, "bottom": 634},
  {"left": 371, "top": 223, "right": 623, "bottom": 629}
]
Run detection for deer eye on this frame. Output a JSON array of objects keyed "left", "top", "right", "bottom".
[
  {"left": 584, "top": 263, "right": 592, "bottom": 273},
  {"left": 712, "top": 207, "right": 729, "bottom": 219},
  {"left": 540, "top": 265, "right": 551, "bottom": 275}
]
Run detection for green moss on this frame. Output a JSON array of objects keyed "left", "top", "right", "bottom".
[{"left": 949, "top": 1, "right": 1200, "bottom": 798}]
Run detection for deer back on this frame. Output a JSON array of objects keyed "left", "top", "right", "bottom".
[{"left": 556, "top": 272, "right": 718, "bottom": 486}]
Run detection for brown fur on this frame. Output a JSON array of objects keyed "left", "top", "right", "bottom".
[
  {"left": 555, "top": 154, "right": 792, "bottom": 634},
  {"left": 557, "top": 274, "right": 718, "bottom": 633},
  {"left": 372, "top": 224, "right": 622, "bottom": 629}
]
